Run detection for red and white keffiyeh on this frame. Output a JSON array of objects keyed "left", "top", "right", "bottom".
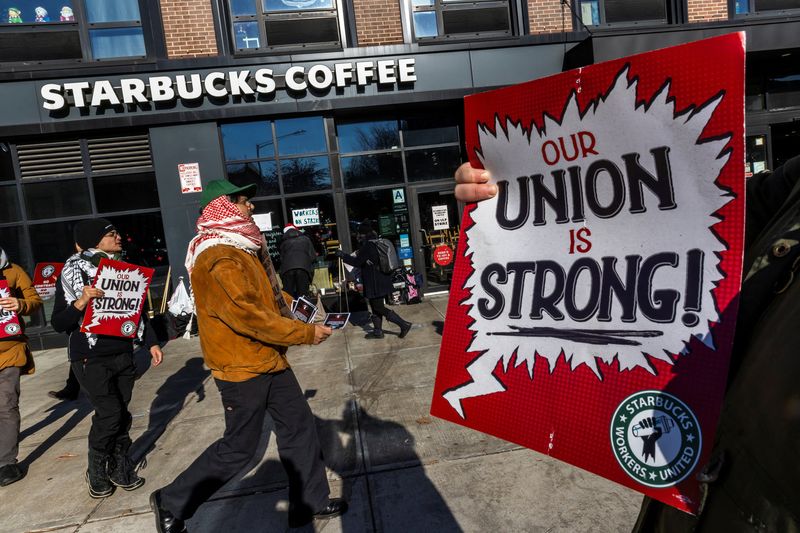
[{"left": 185, "top": 195, "right": 264, "bottom": 274}]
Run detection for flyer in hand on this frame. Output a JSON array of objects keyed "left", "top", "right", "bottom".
[
  {"left": 0, "top": 279, "right": 22, "bottom": 338},
  {"left": 32, "top": 262, "right": 64, "bottom": 300},
  {"left": 430, "top": 34, "right": 745, "bottom": 514},
  {"left": 81, "top": 258, "right": 154, "bottom": 338},
  {"left": 292, "top": 296, "right": 318, "bottom": 324},
  {"left": 324, "top": 313, "right": 350, "bottom": 330}
]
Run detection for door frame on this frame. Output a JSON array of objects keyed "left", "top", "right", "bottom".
[{"left": 406, "top": 181, "right": 463, "bottom": 293}]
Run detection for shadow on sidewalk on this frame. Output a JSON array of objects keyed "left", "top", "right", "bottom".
[
  {"left": 131, "top": 357, "right": 209, "bottom": 464},
  {"left": 191, "top": 396, "right": 459, "bottom": 532},
  {"left": 18, "top": 398, "right": 93, "bottom": 468}
]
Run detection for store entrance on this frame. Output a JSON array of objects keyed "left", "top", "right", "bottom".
[{"left": 409, "top": 184, "right": 461, "bottom": 294}]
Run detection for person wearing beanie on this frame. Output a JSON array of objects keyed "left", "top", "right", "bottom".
[
  {"left": 50, "top": 218, "right": 163, "bottom": 499},
  {"left": 0, "top": 246, "right": 42, "bottom": 487},
  {"left": 151, "top": 179, "right": 346, "bottom": 532},
  {"left": 335, "top": 220, "right": 412, "bottom": 339},
  {"left": 279, "top": 223, "right": 317, "bottom": 299}
]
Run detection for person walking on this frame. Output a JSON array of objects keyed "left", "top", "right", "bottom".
[
  {"left": 0, "top": 247, "right": 42, "bottom": 487},
  {"left": 150, "top": 180, "right": 346, "bottom": 533},
  {"left": 335, "top": 221, "right": 412, "bottom": 339},
  {"left": 279, "top": 223, "right": 317, "bottom": 299},
  {"left": 51, "top": 218, "right": 163, "bottom": 499}
]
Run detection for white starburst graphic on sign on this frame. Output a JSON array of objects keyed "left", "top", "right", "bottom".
[{"left": 84, "top": 266, "right": 149, "bottom": 331}]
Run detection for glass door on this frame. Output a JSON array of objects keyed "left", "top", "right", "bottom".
[{"left": 409, "top": 184, "right": 461, "bottom": 294}]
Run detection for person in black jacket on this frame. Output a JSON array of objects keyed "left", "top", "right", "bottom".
[
  {"left": 51, "top": 218, "right": 163, "bottom": 499},
  {"left": 278, "top": 224, "right": 317, "bottom": 299},
  {"left": 336, "top": 221, "right": 412, "bottom": 339}
]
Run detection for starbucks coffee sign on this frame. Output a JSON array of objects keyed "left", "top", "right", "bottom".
[{"left": 40, "top": 58, "right": 417, "bottom": 111}]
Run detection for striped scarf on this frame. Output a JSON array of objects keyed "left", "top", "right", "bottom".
[{"left": 185, "top": 196, "right": 293, "bottom": 319}]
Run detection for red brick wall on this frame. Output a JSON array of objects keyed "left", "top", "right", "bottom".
[
  {"left": 353, "top": 0, "right": 404, "bottom": 46},
  {"left": 687, "top": 0, "right": 728, "bottom": 22},
  {"left": 529, "top": 0, "right": 573, "bottom": 34},
  {"left": 161, "top": 0, "right": 218, "bottom": 58}
]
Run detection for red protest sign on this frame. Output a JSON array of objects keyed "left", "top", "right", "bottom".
[
  {"left": 80, "top": 258, "right": 154, "bottom": 338},
  {"left": 433, "top": 245, "right": 454, "bottom": 267},
  {"left": 431, "top": 34, "right": 745, "bottom": 514},
  {"left": 0, "top": 279, "right": 23, "bottom": 338},
  {"left": 32, "top": 262, "right": 64, "bottom": 300}
]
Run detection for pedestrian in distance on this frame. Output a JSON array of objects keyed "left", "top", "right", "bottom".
[
  {"left": 0, "top": 246, "right": 42, "bottom": 487},
  {"left": 279, "top": 223, "right": 317, "bottom": 299},
  {"left": 51, "top": 218, "right": 163, "bottom": 499},
  {"left": 335, "top": 220, "right": 412, "bottom": 339},
  {"left": 150, "top": 179, "right": 346, "bottom": 533},
  {"left": 454, "top": 157, "right": 800, "bottom": 531}
]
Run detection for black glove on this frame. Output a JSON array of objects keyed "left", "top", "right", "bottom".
[{"left": 334, "top": 249, "right": 346, "bottom": 258}]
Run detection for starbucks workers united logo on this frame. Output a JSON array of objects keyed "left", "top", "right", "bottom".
[{"left": 610, "top": 391, "right": 701, "bottom": 488}]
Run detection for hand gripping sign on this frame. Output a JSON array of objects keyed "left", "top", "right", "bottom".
[
  {"left": 32, "top": 262, "right": 64, "bottom": 300},
  {"left": 431, "top": 34, "right": 745, "bottom": 514},
  {"left": 81, "top": 258, "right": 154, "bottom": 338},
  {"left": 0, "top": 280, "right": 23, "bottom": 338}
]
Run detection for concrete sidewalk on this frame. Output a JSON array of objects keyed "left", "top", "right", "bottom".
[{"left": 1, "top": 294, "right": 641, "bottom": 533}]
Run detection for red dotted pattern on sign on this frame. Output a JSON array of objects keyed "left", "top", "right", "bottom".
[{"left": 431, "top": 33, "right": 746, "bottom": 515}]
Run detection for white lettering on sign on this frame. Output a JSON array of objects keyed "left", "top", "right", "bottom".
[
  {"left": 432, "top": 205, "right": 450, "bottom": 230},
  {"left": 292, "top": 208, "right": 319, "bottom": 227},
  {"left": 39, "top": 59, "right": 418, "bottom": 111}
]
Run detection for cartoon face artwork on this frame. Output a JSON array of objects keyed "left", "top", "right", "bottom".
[
  {"left": 35, "top": 6, "right": 49, "bottom": 22},
  {"left": 8, "top": 7, "right": 23, "bottom": 23},
  {"left": 60, "top": 6, "right": 74, "bottom": 21}
]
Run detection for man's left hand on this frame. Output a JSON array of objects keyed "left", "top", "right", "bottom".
[
  {"left": 0, "top": 297, "right": 20, "bottom": 313},
  {"left": 150, "top": 345, "right": 164, "bottom": 367}
]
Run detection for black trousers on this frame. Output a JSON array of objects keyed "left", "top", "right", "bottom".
[
  {"left": 281, "top": 269, "right": 311, "bottom": 299},
  {"left": 368, "top": 297, "right": 390, "bottom": 318},
  {"left": 160, "top": 369, "right": 330, "bottom": 520},
  {"left": 71, "top": 352, "right": 136, "bottom": 454}
]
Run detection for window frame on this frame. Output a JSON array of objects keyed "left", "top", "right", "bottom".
[
  {"left": 227, "top": 0, "right": 344, "bottom": 56},
  {"left": 0, "top": 0, "right": 155, "bottom": 67},
  {"left": 730, "top": 0, "right": 800, "bottom": 18},
  {"left": 407, "top": 0, "right": 517, "bottom": 43},
  {"left": 574, "top": 0, "right": 685, "bottom": 28}
]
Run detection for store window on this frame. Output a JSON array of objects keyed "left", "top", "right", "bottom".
[
  {"left": 227, "top": 0, "right": 341, "bottom": 54},
  {"left": 0, "top": 0, "right": 149, "bottom": 63},
  {"left": 337, "top": 113, "right": 463, "bottom": 188},
  {"left": 577, "top": 0, "right": 680, "bottom": 26},
  {"left": 734, "top": 0, "right": 800, "bottom": 15},
  {"left": 747, "top": 48, "right": 800, "bottom": 111},
  {"left": 221, "top": 116, "right": 331, "bottom": 195},
  {"left": 346, "top": 188, "right": 411, "bottom": 259},
  {"left": 286, "top": 193, "right": 340, "bottom": 292},
  {"left": 409, "top": 0, "right": 514, "bottom": 41}
]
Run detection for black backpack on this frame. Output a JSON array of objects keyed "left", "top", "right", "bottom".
[{"left": 370, "top": 238, "right": 401, "bottom": 274}]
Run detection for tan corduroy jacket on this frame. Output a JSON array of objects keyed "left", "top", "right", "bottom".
[
  {"left": 191, "top": 245, "right": 315, "bottom": 382},
  {"left": 0, "top": 263, "right": 43, "bottom": 374}
]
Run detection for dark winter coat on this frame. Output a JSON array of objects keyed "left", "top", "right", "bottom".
[
  {"left": 633, "top": 155, "right": 800, "bottom": 532},
  {"left": 339, "top": 235, "right": 394, "bottom": 299},
  {"left": 278, "top": 229, "right": 316, "bottom": 276}
]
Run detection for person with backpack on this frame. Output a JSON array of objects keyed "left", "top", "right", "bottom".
[{"left": 335, "top": 220, "right": 412, "bottom": 339}]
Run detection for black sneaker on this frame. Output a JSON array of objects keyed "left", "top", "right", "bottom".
[
  {"left": 48, "top": 388, "right": 79, "bottom": 401},
  {"left": 0, "top": 464, "right": 25, "bottom": 487},
  {"left": 314, "top": 498, "right": 348, "bottom": 521}
]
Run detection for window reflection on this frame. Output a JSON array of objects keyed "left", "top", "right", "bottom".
[
  {"left": 338, "top": 120, "right": 400, "bottom": 153},
  {"left": 275, "top": 117, "right": 326, "bottom": 155},
  {"left": 0, "top": 185, "right": 20, "bottom": 223},
  {"left": 263, "top": 0, "right": 334, "bottom": 11},
  {"left": 401, "top": 116, "right": 459, "bottom": 147},
  {"left": 405, "top": 146, "right": 461, "bottom": 182},
  {"left": 234, "top": 21, "right": 260, "bottom": 48},
  {"left": 341, "top": 152, "right": 403, "bottom": 188},
  {"left": 24, "top": 179, "right": 92, "bottom": 220},
  {"left": 84, "top": 0, "right": 141, "bottom": 22},
  {"left": 227, "top": 161, "right": 280, "bottom": 197},
  {"left": 93, "top": 172, "right": 159, "bottom": 212},
  {"left": 221, "top": 121, "right": 274, "bottom": 161},
  {"left": 231, "top": 0, "right": 257, "bottom": 16},
  {"left": 281, "top": 157, "right": 331, "bottom": 193},
  {"left": 89, "top": 28, "right": 146, "bottom": 59}
]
